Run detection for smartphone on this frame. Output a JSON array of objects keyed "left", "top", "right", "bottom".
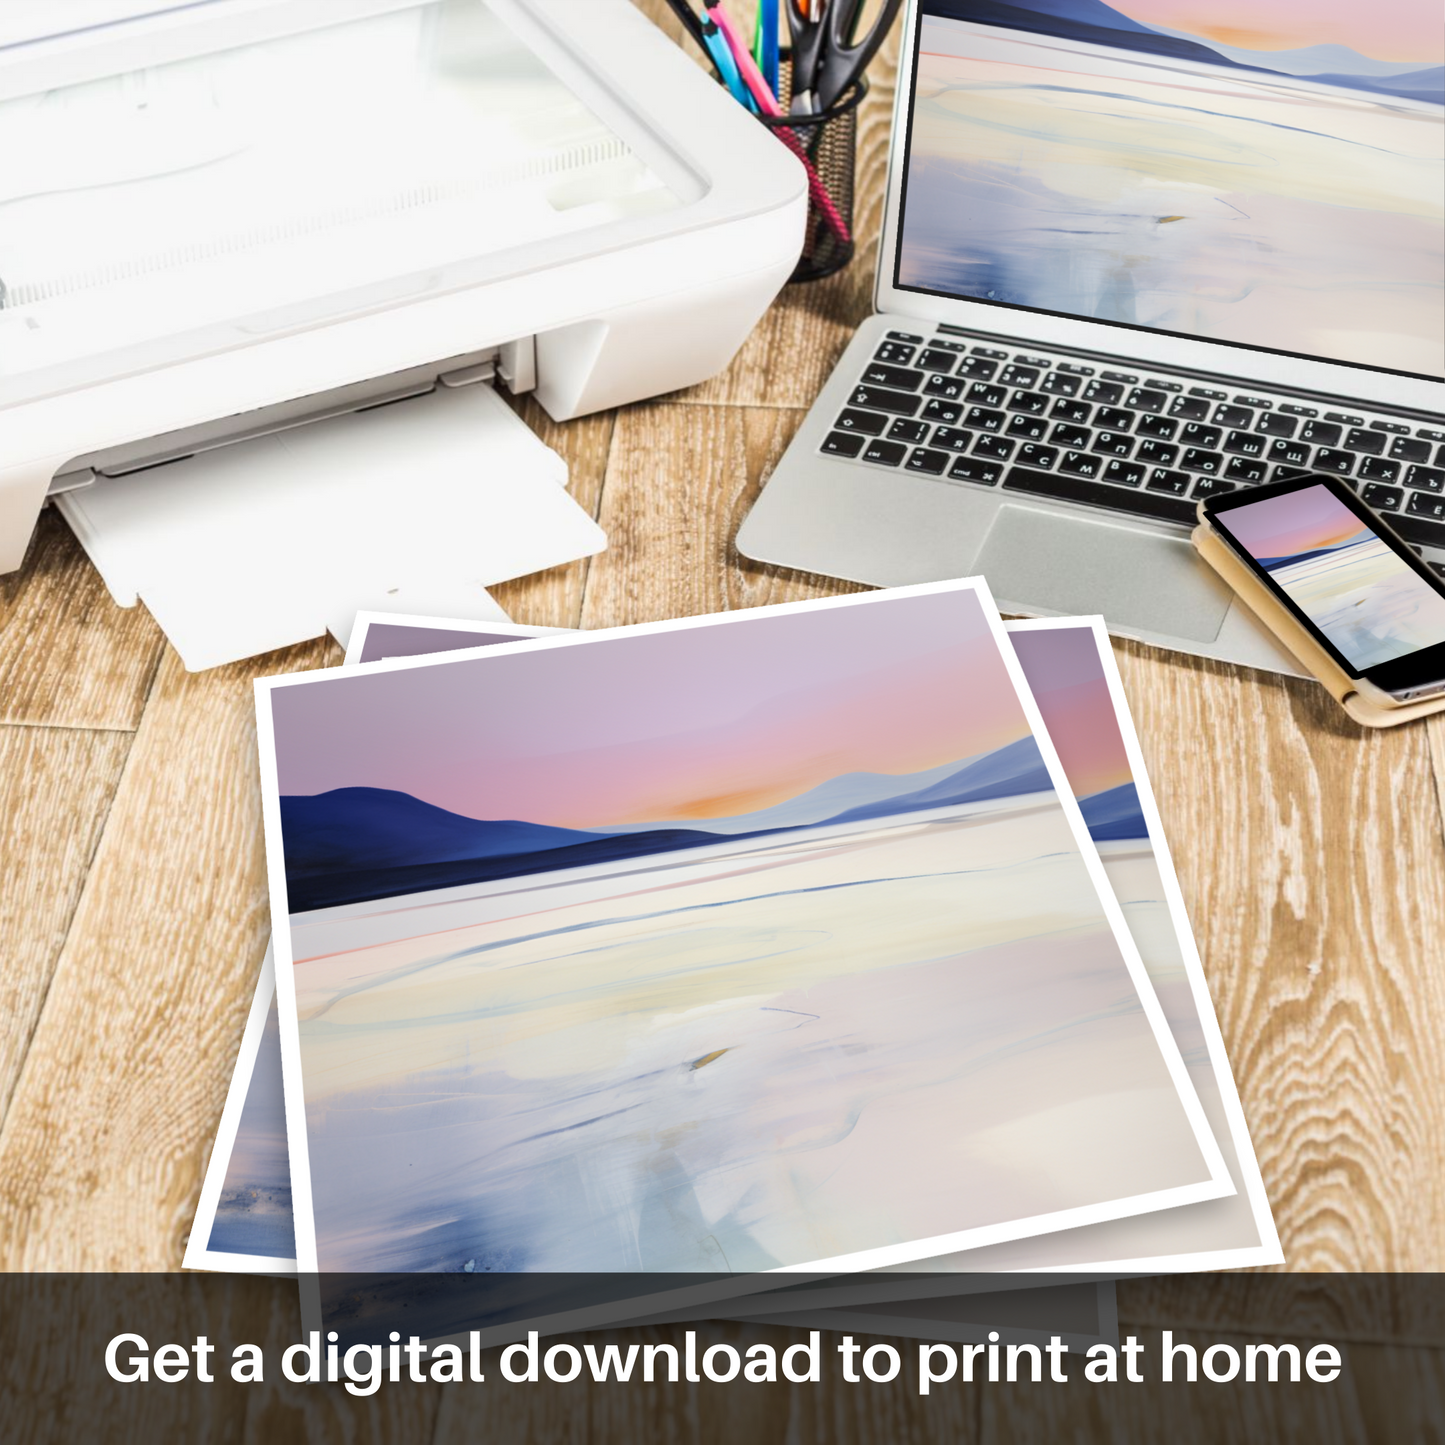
[{"left": 1200, "top": 474, "right": 1445, "bottom": 705}]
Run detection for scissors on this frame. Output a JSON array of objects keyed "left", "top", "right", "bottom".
[{"left": 786, "top": 0, "right": 903, "bottom": 113}]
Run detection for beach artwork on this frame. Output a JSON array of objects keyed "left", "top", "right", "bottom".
[
  {"left": 1219, "top": 483, "right": 1445, "bottom": 669},
  {"left": 257, "top": 583, "right": 1229, "bottom": 1288},
  {"left": 901, "top": 1, "right": 1444, "bottom": 373}
]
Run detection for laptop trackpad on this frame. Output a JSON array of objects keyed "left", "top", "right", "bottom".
[{"left": 976, "top": 505, "right": 1233, "bottom": 643}]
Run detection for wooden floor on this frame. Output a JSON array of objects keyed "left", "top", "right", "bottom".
[{"left": 1, "top": 5, "right": 1441, "bottom": 1440}]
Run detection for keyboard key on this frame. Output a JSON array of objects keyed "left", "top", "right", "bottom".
[
  {"left": 916, "top": 348, "right": 958, "bottom": 373},
  {"left": 1407, "top": 465, "right": 1445, "bottom": 493},
  {"left": 923, "top": 398, "right": 963, "bottom": 424},
  {"left": 967, "top": 382, "right": 1008, "bottom": 407},
  {"left": 958, "top": 356, "right": 1000, "bottom": 379},
  {"left": 1225, "top": 456, "right": 1267, "bottom": 483},
  {"left": 1040, "top": 372, "right": 1081, "bottom": 397},
  {"left": 821, "top": 431, "right": 865, "bottom": 457},
  {"left": 1101, "top": 370, "right": 1137, "bottom": 384},
  {"left": 887, "top": 418, "right": 931, "bottom": 444},
  {"left": 931, "top": 339, "right": 969, "bottom": 352},
  {"left": 1060, "top": 451, "right": 1103, "bottom": 478},
  {"left": 965, "top": 406, "right": 1006, "bottom": 432},
  {"left": 1188, "top": 386, "right": 1228, "bottom": 401},
  {"left": 1136, "top": 414, "right": 1178, "bottom": 440},
  {"left": 1369, "top": 419, "right": 1410, "bottom": 434},
  {"left": 1391, "top": 436, "right": 1432, "bottom": 463},
  {"left": 1257, "top": 413, "right": 1298, "bottom": 437},
  {"left": 886, "top": 330, "right": 924, "bottom": 343},
  {"left": 1008, "top": 390, "right": 1050, "bottom": 415},
  {"left": 973, "top": 435, "right": 1015, "bottom": 461},
  {"left": 1215, "top": 404, "right": 1254, "bottom": 428},
  {"left": 1273, "top": 465, "right": 1316, "bottom": 481},
  {"left": 1391, "top": 513, "right": 1445, "bottom": 550},
  {"left": 1407, "top": 490, "right": 1445, "bottom": 521},
  {"left": 1223, "top": 430, "right": 1266, "bottom": 458},
  {"left": 1180, "top": 423, "right": 1223, "bottom": 449},
  {"left": 1095, "top": 406, "right": 1134, "bottom": 432},
  {"left": 1083, "top": 379, "right": 1124, "bottom": 404},
  {"left": 906, "top": 447, "right": 950, "bottom": 475},
  {"left": 874, "top": 341, "right": 917, "bottom": 365},
  {"left": 835, "top": 408, "right": 890, "bottom": 435},
  {"left": 948, "top": 457, "right": 1003, "bottom": 485},
  {"left": 1092, "top": 432, "right": 1134, "bottom": 457},
  {"left": 1314, "top": 448, "right": 1354, "bottom": 475},
  {"left": 1268, "top": 438, "right": 1312, "bottom": 467},
  {"left": 1145, "top": 378, "right": 1182, "bottom": 392},
  {"left": 1126, "top": 387, "right": 1167, "bottom": 413},
  {"left": 1362, "top": 483, "right": 1403, "bottom": 511},
  {"left": 970, "top": 346, "right": 1009, "bottom": 359},
  {"left": 1017, "top": 444, "right": 1058, "bottom": 469},
  {"left": 1279, "top": 403, "right": 1317, "bottom": 417},
  {"left": 1057, "top": 362, "right": 1094, "bottom": 375},
  {"left": 1014, "top": 354, "right": 1051, "bottom": 368},
  {"left": 1359, "top": 456, "right": 1400, "bottom": 483},
  {"left": 1181, "top": 448, "right": 1223, "bottom": 474},
  {"left": 1344, "top": 428, "right": 1385, "bottom": 455},
  {"left": 1300, "top": 420, "right": 1341, "bottom": 446},
  {"left": 1421, "top": 428, "right": 1445, "bottom": 443},
  {"left": 1168, "top": 395, "right": 1211, "bottom": 420},
  {"left": 860, "top": 438, "right": 907, "bottom": 466},
  {"left": 1146, "top": 469, "right": 1191, "bottom": 495},
  {"left": 999, "top": 364, "right": 1040, "bottom": 388},
  {"left": 1192, "top": 476, "right": 1236, "bottom": 499},
  {"left": 1051, "top": 424, "right": 1091, "bottom": 449},
  {"left": 850, "top": 384, "right": 921, "bottom": 417},
  {"left": 1050, "top": 398, "right": 1092, "bottom": 424},
  {"left": 930, "top": 426, "right": 974, "bottom": 452},
  {"left": 1324, "top": 411, "right": 1363, "bottom": 426},
  {"left": 1003, "top": 465, "right": 1197, "bottom": 524},
  {"left": 1103, "top": 459, "right": 1145, "bottom": 487},
  {"left": 923, "top": 374, "right": 965, "bottom": 400},
  {"left": 862, "top": 362, "right": 925, "bottom": 390},
  {"left": 1006, "top": 414, "right": 1048, "bottom": 440},
  {"left": 1438, "top": 445, "right": 1445, "bottom": 466},
  {"left": 1137, "top": 440, "right": 1179, "bottom": 467}
]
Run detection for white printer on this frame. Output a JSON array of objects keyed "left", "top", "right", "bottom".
[{"left": 0, "top": 0, "right": 806, "bottom": 664}]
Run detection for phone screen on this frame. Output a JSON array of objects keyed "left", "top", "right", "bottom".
[{"left": 1210, "top": 482, "right": 1445, "bottom": 674}]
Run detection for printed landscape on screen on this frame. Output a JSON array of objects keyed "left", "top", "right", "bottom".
[
  {"left": 266, "top": 588, "right": 1218, "bottom": 1275},
  {"left": 1219, "top": 483, "right": 1445, "bottom": 669},
  {"left": 901, "top": 0, "right": 1445, "bottom": 374}
]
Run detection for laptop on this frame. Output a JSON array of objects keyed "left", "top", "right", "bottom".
[{"left": 738, "top": 0, "right": 1445, "bottom": 673}]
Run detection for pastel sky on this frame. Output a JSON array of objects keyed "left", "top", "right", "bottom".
[
  {"left": 1110, "top": 0, "right": 1443, "bottom": 63},
  {"left": 1218, "top": 484, "right": 1372, "bottom": 560},
  {"left": 1009, "top": 627, "right": 1134, "bottom": 800},
  {"left": 270, "top": 590, "right": 1033, "bottom": 829}
]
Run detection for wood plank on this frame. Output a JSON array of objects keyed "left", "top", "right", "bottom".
[
  {"left": 1109, "top": 638, "right": 1445, "bottom": 1270},
  {"left": 0, "top": 509, "right": 165, "bottom": 730},
  {"left": 580, "top": 402, "right": 867, "bottom": 630},
  {"left": 489, "top": 397, "right": 614, "bottom": 630},
  {"left": 0, "top": 725, "right": 133, "bottom": 1125},
  {"left": 0, "top": 641, "right": 332, "bottom": 1269}
]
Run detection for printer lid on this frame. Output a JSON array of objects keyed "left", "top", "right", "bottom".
[{"left": 0, "top": 0, "right": 734, "bottom": 412}]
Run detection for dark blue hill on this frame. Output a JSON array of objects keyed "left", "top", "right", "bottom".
[
  {"left": 1078, "top": 782, "right": 1148, "bottom": 841},
  {"left": 279, "top": 787, "right": 610, "bottom": 877},
  {"left": 820, "top": 736, "right": 1053, "bottom": 824}
]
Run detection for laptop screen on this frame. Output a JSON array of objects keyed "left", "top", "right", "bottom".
[{"left": 894, "top": 1, "right": 1444, "bottom": 380}]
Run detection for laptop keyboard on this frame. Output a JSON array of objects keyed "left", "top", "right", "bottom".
[{"left": 821, "top": 330, "right": 1445, "bottom": 567}]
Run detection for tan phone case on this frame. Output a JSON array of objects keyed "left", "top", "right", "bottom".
[{"left": 1192, "top": 517, "right": 1445, "bottom": 728}]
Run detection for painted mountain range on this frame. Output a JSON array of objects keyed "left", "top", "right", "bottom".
[
  {"left": 1077, "top": 781, "right": 1147, "bottom": 841},
  {"left": 924, "top": 0, "right": 1443, "bottom": 104},
  {"left": 280, "top": 736, "right": 1055, "bottom": 913},
  {"left": 1253, "top": 531, "right": 1373, "bottom": 571}
]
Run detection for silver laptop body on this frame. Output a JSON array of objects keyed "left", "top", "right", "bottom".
[{"left": 738, "top": 2, "right": 1445, "bottom": 674}]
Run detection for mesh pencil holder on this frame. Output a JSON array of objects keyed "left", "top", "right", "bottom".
[{"left": 759, "top": 65, "right": 867, "bottom": 283}]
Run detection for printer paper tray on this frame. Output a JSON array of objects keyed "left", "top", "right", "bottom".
[{"left": 57, "top": 384, "right": 604, "bottom": 671}]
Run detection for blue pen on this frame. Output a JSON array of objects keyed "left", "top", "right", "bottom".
[
  {"left": 758, "top": 0, "right": 780, "bottom": 98},
  {"left": 700, "top": 14, "right": 755, "bottom": 110}
]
